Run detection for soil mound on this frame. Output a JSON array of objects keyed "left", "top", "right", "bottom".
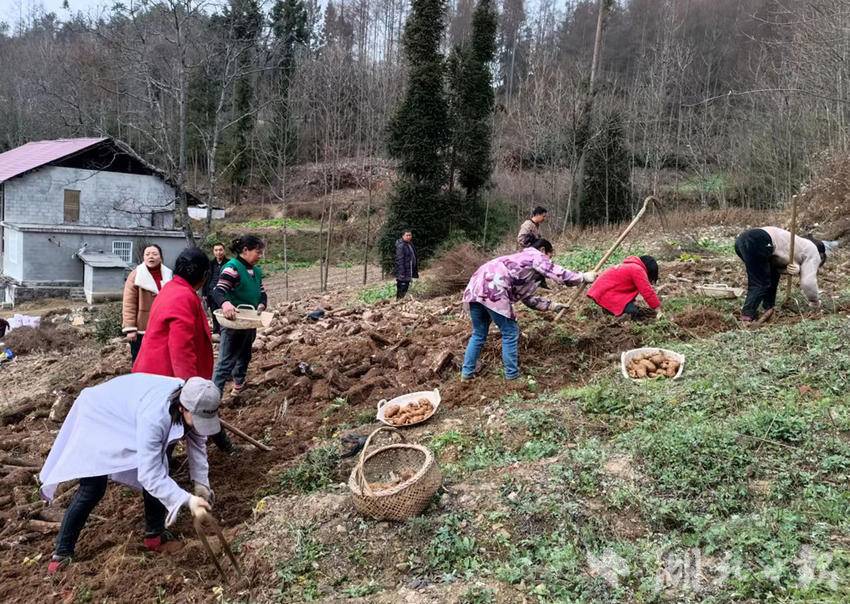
[
  {"left": 3, "top": 324, "right": 80, "bottom": 355},
  {"left": 795, "top": 152, "right": 850, "bottom": 240},
  {"left": 673, "top": 309, "right": 732, "bottom": 336},
  {"left": 420, "top": 243, "right": 490, "bottom": 298}
]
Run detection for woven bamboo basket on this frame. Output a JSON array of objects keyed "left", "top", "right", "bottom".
[
  {"left": 695, "top": 283, "right": 744, "bottom": 299},
  {"left": 213, "top": 304, "right": 275, "bottom": 330},
  {"left": 348, "top": 426, "right": 442, "bottom": 521}
]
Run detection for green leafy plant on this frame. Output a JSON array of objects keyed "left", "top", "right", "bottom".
[
  {"left": 279, "top": 445, "right": 338, "bottom": 494},
  {"left": 426, "top": 514, "right": 482, "bottom": 578}
]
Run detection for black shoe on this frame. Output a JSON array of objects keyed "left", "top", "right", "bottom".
[{"left": 210, "top": 430, "right": 234, "bottom": 454}]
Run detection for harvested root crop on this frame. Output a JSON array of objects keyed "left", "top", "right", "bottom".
[
  {"left": 368, "top": 468, "right": 415, "bottom": 491},
  {"left": 626, "top": 353, "right": 680, "bottom": 379},
  {"left": 384, "top": 398, "right": 435, "bottom": 426}
]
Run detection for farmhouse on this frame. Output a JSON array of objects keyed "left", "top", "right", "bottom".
[{"left": 0, "top": 137, "right": 189, "bottom": 305}]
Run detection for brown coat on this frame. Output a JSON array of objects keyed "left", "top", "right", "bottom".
[
  {"left": 122, "top": 264, "right": 173, "bottom": 334},
  {"left": 517, "top": 219, "right": 540, "bottom": 249}
]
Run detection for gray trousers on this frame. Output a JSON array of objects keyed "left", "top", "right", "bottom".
[{"left": 213, "top": 328, "right": 256, "bottom": 392}]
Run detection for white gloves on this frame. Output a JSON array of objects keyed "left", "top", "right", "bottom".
[
  {"left": 257, "top": 304, "right": 266, "bottom": 313},
  {"left": 552, "top": 303, "right": 567, "bottom": 313},
  {"left": 193, "top": 482, "right": 214, "bottom": 504},
  {"left": 655, "top": 311, "right": 664, "bottom": 321},
  {"left": 809, "top": 299, "right": 822, "bottom": 309},
  {"left": 785, "top": 263, "right": 800, "bottom": 276},
  {"left": 581, "top": 271, "right": 597, "bottom": 283},
  {"left": 188, "top": 494, "right": 212, "bottom": 518}
]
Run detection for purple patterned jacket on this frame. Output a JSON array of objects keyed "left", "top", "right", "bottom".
[{"left": 462, "top": 248, "right": 582, "bottom": 319}]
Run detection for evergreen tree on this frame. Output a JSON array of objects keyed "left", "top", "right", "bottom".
[
  {"left": 270, "top": 0, "right": 310, "bottom": 164},
  {"left": 225, "top": 0, "right": 262, "bottom": 203},
  {"left": 579, "top": 112, "right": 633, "bottom": 226},
  {"left": 379, "top": 0, "right": 451, "bottom": 270},
  {"left": 454, "top": 0, "right": 497, "bottom": 201}
]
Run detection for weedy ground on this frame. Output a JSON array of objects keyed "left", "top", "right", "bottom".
[{"left": 232, "top": 232, "right": 850, "bottom": 603}]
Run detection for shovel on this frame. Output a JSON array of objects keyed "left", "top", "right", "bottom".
[
  {"left": 194, "top": 508, "right": 242, "bottom": 584},
  {"left": 556, "top": 196, "right": 663, "bottom": 321}
]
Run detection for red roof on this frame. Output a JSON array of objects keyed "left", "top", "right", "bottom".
[{"left": 0, "top": 137, "right": 108, "bottom": 184}]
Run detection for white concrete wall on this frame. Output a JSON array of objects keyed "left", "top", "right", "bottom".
[
  {"left": 14, "top": 230, "right": 186, "bottom": 284},
  {"left": 1, "top": 228, "right": 23, "bottom": 281},
  {"left": 4, "top": 166, "right": 177, "bottom": 229}
]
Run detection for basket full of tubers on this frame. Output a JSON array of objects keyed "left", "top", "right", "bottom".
[
  {"left": 348, "top": 426, "right": 442, "bottom": 521},
  {"left": 621, "top": 347, "right": 685, "bottom": 381},
  {"left": 376, "top": 390, "right": 440, "bottom": 427}
]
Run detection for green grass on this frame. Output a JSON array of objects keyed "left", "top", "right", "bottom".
[
  {"left": 278, "top": 445, "right": 339, "bottom": 494},
  {"left": 358, "top": 281, "right": 397, "bottom": 304},
  {"left": 238, "top": 217, "right": 319, "bottom": 230},
  {"left": 676, "top": 172, "right": 730, "bottom": 196},
  {"left": 274, "top": 525, "right": 326, "bottom": 601},
  {"left": 261, "top": 314, "right": 850, "bottom": 602},
  {"left": 555, "top": 244, "right": 648, "bottom": 272}
]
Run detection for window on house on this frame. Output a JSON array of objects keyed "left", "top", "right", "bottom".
[
  {"left": 112, "top": 240, "right": 133, "bottom": 264},
  {"left": 63, "top": 190, "right": 81, "bottom": 223}
]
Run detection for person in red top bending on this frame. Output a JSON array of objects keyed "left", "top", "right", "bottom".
[
  {"left": 587, "top": 255, "right": 661, "bottom": 320},
  {"left": 133, "top": 247, "right": 214, "bottom": 381}
]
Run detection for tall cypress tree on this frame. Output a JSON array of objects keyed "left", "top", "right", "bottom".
[
  {"left": 580, "top": 112, "right": 633, "bottom": 226},
  {"left": 379, "top": 0, "right": 450, "bottom": 270},
  {"left": 455, "top": 0, "right": 497, "bottom": 201},
  {"left": 226, "top": 0, "right": 262, "bottom": 203},
  {"left": 270, "top": 0, "right": 309, "bottom": 165}
]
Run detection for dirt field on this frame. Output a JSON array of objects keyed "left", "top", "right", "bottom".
[{"left": 1, "top": 214, "right": 849, "bottom": 602}]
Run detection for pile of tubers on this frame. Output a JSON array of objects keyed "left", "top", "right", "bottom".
[
  {"left": 627, "top": 352, "right": 680, "bottom": 379},
  {"left": 369, "top": 468, "right": 415, "bottom": 492},
  {"left": 383, "top": 398, "right": 435, "bottom": 426}
]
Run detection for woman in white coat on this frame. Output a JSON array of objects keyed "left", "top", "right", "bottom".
[{"left": 39, "top": 374, "right": 221, "bottom": 574}]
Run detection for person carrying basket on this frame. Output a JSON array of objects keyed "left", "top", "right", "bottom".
[{"left": 208, "top": 235, "right": 267, "bottom": 449}]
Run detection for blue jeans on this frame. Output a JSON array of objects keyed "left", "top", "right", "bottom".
[
  {"left": 54, "top": 476, "right": 167, "bottom": 557},
  {"left": 213, "top": 327, "right": 256, "bottom": 392},
  {"left": 462, "top": 302, "right": 520, "bottom": 380}
]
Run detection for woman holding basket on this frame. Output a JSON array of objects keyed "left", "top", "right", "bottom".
[{"left": 211, "top": 235, "right": 268, "bottom": 399}]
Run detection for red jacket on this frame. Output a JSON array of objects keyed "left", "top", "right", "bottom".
[
  {"left": 133, "top": 275, "right": 214, "bottom": 380},
  {"left": 587, "top": 256, "right": 660, "bottom": 315}
]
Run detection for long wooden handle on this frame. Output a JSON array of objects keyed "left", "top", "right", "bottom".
[
  {"left": 193, "top": 509, "right": 242, "bottom": 582},
  {"left": 220, "top": 418, "right": 273, "bottom": 451},
  {"left": 784, "top": 195, "right": 798, "bottom": 303},
  {"left": 555, "top": 197, "right": 656, "bottom": 320}
]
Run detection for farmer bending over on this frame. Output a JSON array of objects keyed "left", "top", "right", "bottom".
[
  {"left": 734, "top": 227, "right": 836, "bottom": 323},
  {"left": 461, "top": 238, "right": 595, "bottom": 381},
  {"left": 587, "top": 255, "right": 661, "bottom": 320},
  {"left": 39, "top": 375, "right": 220, "bottom": 574}
]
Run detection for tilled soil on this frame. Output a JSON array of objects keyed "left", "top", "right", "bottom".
[{"left": 0, "top": 267, "right": 821, "bottom": 601}]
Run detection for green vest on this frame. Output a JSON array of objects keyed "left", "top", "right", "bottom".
[{"left": 223, "top": 258, "right": 263, "bottom": 307}]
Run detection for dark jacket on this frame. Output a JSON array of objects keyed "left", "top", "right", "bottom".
[
  {"left": 203, "top": 257, "right": 228, "bottom": 298},
  {"left": 394, "top": 239, "right": 419, "bottom": 282}
]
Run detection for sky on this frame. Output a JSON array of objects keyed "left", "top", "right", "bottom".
[
  {"left": 0, "top": 0, "right": 248, "bottom": 27},
  {"left": 3, "top": 0, "right": 110, "bottom": 25}
]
